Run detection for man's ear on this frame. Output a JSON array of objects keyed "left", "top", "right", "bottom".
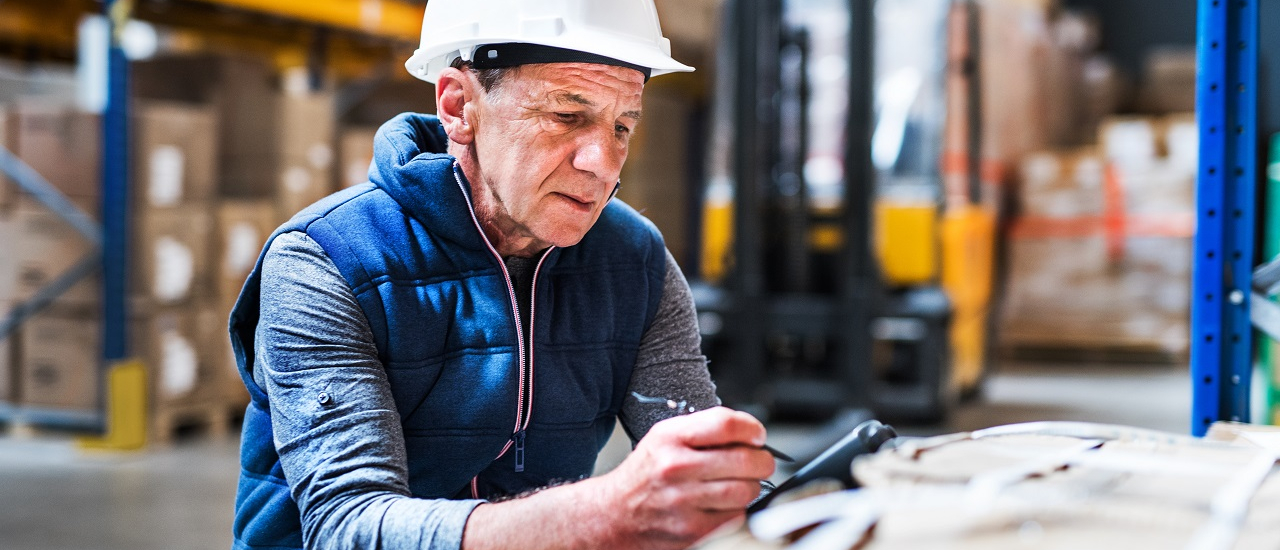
[{"left": 436, "top": 67, "right": 474, "bottom": 145}]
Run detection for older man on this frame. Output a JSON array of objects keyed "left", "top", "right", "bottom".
[{"left": 229, "top": 2, "right": 774, "bottom": 549}]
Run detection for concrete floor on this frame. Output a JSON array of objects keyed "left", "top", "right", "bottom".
[{"left": 0, "top": 361, "right": 1191, "bottom": 550}]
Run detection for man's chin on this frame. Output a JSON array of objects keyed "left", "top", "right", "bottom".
[{"left": 539, "top": 225, "right": 594, "bottom": 249}]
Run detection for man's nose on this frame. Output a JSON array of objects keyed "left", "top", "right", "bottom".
[{"left": 571, "top": 126, "right": 626, "bottom": 181}]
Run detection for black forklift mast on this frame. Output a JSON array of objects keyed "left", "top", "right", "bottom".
[{"left": 698, "top": 0, "right": 956, "bottom": 423}]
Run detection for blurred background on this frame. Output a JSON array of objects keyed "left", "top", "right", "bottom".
[{"left": 0, "top": 0, "right": 1277, "bottom": 548}]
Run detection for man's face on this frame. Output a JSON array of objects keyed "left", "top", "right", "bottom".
[{"left": 466, "top": 63, "right": 644, "bottom": 254}]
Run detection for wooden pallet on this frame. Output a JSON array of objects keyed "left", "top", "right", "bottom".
[
  {"left": 998, "top": 342, "right": 1189, "bottom": 365},
  {"left": 151, "top": 398, "right": 243, "bottom": 445}
]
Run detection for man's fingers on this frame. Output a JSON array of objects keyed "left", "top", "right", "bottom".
[
  {"left": 683, "top": 479, "right": 769, "bottom": 512},
  {"left": 657, "top": 406, "right": 767, "bottom": 449},
  {"left": 682, "top": 446, "right": 776, "bottom": 482}
]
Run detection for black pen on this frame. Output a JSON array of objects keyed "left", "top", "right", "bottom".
[{"left": 630, "top": 392, "right": 794, "bottom": 463}]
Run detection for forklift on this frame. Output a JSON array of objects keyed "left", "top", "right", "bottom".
[{"left": 694, "top": 0, "right": 996, "bottom": 423}]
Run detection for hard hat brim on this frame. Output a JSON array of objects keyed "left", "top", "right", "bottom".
[{"left": 406, "top": 35, "right": 694, "bottom": 84}]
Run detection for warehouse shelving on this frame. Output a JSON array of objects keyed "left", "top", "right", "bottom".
[
  {"left": 0, "top": 0, "right": 425, "bottom": 442},
  {"left": 1191, "top": 0, "right": 1279, "bottom": 435}
]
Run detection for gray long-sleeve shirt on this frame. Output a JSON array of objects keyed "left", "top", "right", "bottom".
[{"left": 253, "top": 230, "right": 718, "bottom": 550}]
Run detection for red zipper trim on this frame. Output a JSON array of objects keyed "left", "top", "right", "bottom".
[{"left": 523, "top": 250, "right": 551, "bottom": 432}]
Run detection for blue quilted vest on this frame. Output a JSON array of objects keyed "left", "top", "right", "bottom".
[{"left": 229, "top": 114, "right": 667, "bottom": 549}]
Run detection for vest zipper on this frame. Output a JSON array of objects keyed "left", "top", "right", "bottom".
[
  {"left": 514, "top": 429, "right": 527, "bottom": 473},
  {"left": 452, "top": 164, "right": 552, "bottom": 476}
]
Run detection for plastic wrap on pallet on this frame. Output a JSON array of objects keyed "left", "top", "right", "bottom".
[{"left": 1000, "top": 115, "right": 1197, "bottom": 358}]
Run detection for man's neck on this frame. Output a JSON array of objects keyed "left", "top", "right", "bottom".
[{"left": 455, "top": 155, "right": 547, "bottom": 258}]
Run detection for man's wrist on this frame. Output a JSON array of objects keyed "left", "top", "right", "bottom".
[{"left": 461, "top": 476, "right": 627, "bottom": 550}]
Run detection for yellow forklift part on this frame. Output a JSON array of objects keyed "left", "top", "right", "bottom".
[
  {"left": 874, "top": 199, "right": 939, "bottom": 287},
  {"left": 78, "top": 359, "right": 148, "bottom": 451},
  {"left": 187, "top": 0, "right": 423, "bottom": 41},
  {"left": 809, "top": 223, "right": 844, "bottom": 253},
  {"left": 700, "top": 182, "right": 734, "bottom": 284},
  {"left": 940, "top": 205, "right": 996, "bottom": 391}
]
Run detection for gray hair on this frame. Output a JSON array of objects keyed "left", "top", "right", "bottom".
[{"left": 448, "top": 57, "right": 510, "bottom": 93}]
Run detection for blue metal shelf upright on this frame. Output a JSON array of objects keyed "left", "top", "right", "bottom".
[
  {"left": 1192, "top": 0, "right": 1259, "bottom": 436},
  {"left": 103, "top": 0, "right": 131, "bottom": 378}
]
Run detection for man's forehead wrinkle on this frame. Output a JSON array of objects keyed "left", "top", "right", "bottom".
[{"left": 549, "top": 90, "right": 595, "bottom": 107}]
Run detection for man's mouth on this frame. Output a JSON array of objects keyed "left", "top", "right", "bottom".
[{"left": 555, "top": 192, "right": 594, "bottom": 211}]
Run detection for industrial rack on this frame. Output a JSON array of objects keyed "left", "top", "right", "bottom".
[
  {"left": 0, "top": 0, "right": 424, "bottom": 441},
  {"left": 1191, "top": 0, "right": 1280, "bottom": 435}
]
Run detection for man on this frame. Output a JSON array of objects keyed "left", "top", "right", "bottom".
[{"left": 230, "top": 2, "right": 775, "bottom": 549}]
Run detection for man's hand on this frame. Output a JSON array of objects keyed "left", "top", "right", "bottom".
[
  {"left": 463, "top": 407, "right": 774, "bottom": 550},
  {"left": 596, "top": 406, "right": 776, "bottom": 548}
]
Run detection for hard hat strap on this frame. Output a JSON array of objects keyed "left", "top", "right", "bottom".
[{"left": 471, "top": 43, "right": 651, "bottom": 82}]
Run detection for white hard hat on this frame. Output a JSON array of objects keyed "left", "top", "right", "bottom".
[{"left": 404, "top": 0, "right": 694, "bottom": 84}]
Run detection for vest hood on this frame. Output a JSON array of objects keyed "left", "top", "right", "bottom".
[{"left": 368, "top": 113, "right": 489, "bottom": 250}]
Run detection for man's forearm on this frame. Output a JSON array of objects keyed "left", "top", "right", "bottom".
[
  {"left": 461, "top": 408, "right": 774, "bottom": 550},
  {"left": 462, "top": 477, "right": 619, "bottom": 550}
]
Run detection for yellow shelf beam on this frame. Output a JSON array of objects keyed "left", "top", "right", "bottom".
[{"left": 186, "top": 0, "right": 423, "bottom": 42}]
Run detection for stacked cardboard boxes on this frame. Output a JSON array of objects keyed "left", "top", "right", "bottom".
[
  {"left": 131, "top": 55, "right": 331, "bottom": 410},
  {"left": 127, "top": 100, "right": 220, "bottom": 417},
  {"left": 276, "top": 90, "right": 337, "bottom": 219},
  {"left": 0, "top": 101, "right": 102, "bottom": 413},
  {"left": 0, "top": 52, "right": 347, "bottom": 435},
  {"left": 211, "top": 199, "right": 276, "bottom": 402},
  {"left": 0, "top": 97, "right": 273, "bottom": 429},
  {"left": 340, "top": 126, "right": 379, "bottom": 189},
  {"left": 132, "top": 54, "right": 279, "bottom": 199},
  {"left": 1001, "top": 115, "right": 1197, "bottom": 357}
]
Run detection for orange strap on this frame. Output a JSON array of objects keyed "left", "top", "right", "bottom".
[
  {"left": 1102, "top": 163, "right": 1127, "bottom": 261},
  {"left": 1008, "top": 163, "right": 1195, "bottom": 259},
  {"left": 1010, "top": 214, "right": 1195, "bottom": 239}
]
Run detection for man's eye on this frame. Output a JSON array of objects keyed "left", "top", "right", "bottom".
[
  {"left": 555, "top": 113, "right": 580, "bottom": 124},
  {"left": 615, "top": 124, "right": 632, "bottom": 135}
]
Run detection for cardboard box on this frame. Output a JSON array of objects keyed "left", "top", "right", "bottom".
[
  {"left": 135, "top": 205, "right": 214, "bottom": 306},
  {"left": 0, "top": 201, "right": 100, "bottom": 308},
  {"left": 133, "top": 102, "right": 218, "bottom": 209},
  {"left": 137, "top": 308, "right": 206, "bottom": 403},
  {"left": 197, "top": 302, "right": 247, "bottom": 406},
  {"left": 1017, "top": 148, "right": 1105, "bottom": 218},
  {"left": 1100, "top": 116, "right": 1158, "bottom": 172},
  {"left": 340, "top": 126, "right": 378, "bottom": 188},
  {"left": 12, "top": 102, "right": 100, "bottom": 215},
  {"left": 276, "top": 91, "right": 337, "bottom": 219},
  {"left": 215, "top": 200, "right": 276, "bottom": 311},
  {"left": 20, "top": 311, "right": 100, "bottom": 411},
  {"left": 1138, "top": 47, "right": 1197, "bottom": 114},
  {"left": 132, "top": 54, "right": 278, "bottom": 198}
]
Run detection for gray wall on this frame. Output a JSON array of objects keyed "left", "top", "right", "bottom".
[{"left": 1062, "top": 0, "right": 1279, "bottom": 138}]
